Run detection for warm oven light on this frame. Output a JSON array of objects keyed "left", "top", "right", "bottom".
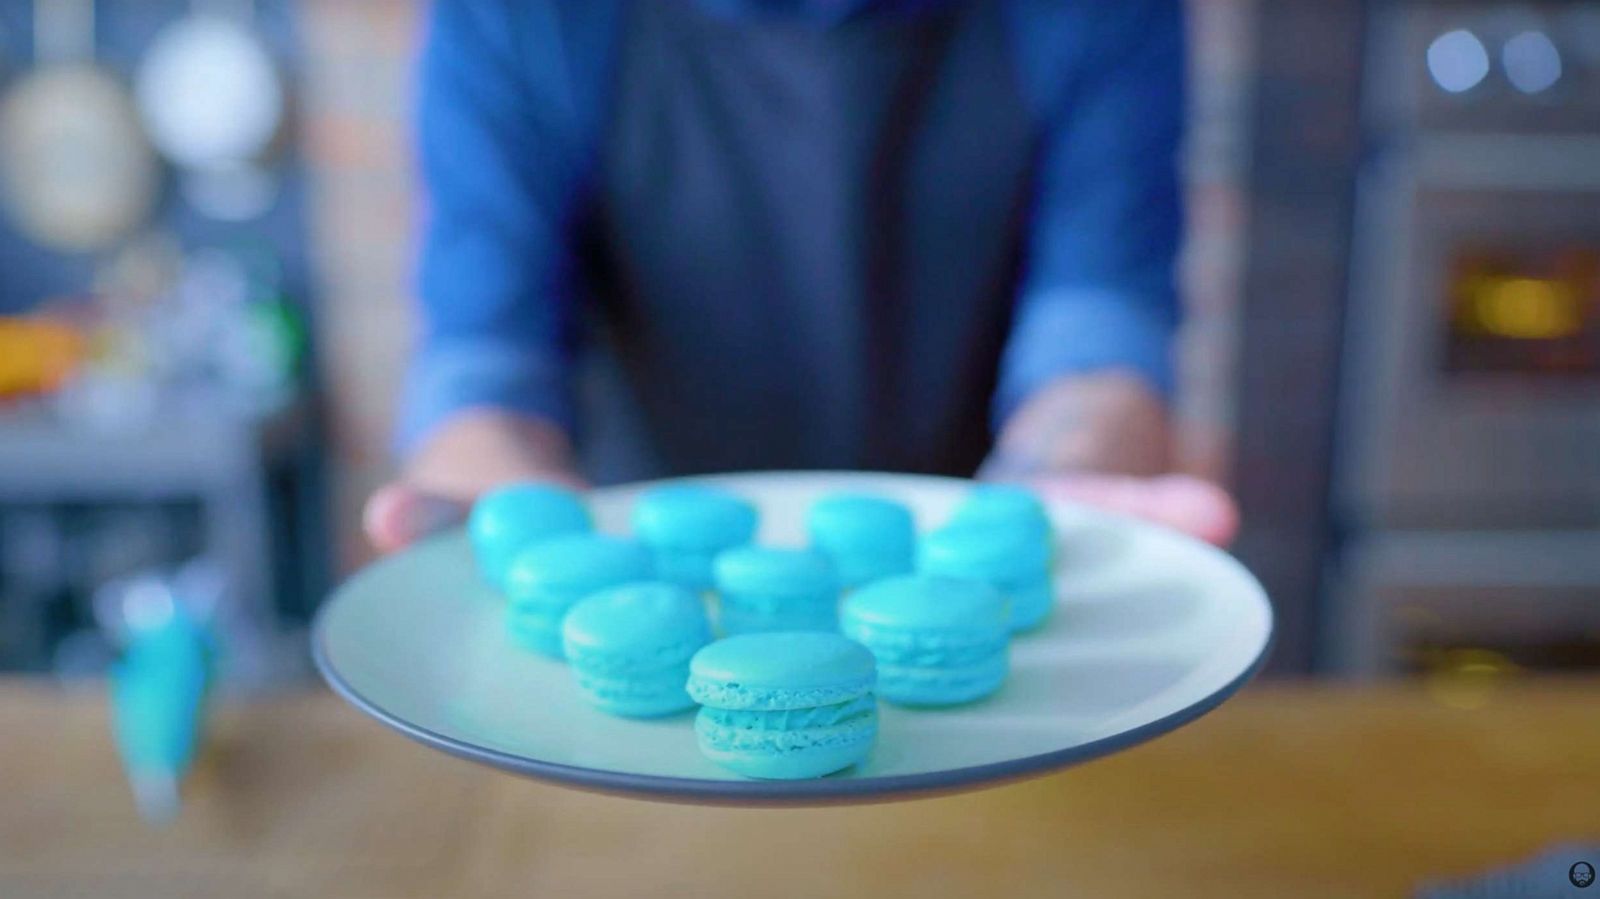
[{"left": 1468, "top": 276, "right": 1582, "bottom": 340}]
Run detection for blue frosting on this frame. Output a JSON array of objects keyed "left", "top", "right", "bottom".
[
  {"left": 632, "top": 485, "right": 758, "bottom": 550},
  {"left": 688, "top": 632, "right": 875, "bottom": 710},
  {"left": 469, "top": 483, "right": 592, "bottom": 586},
  {"left": 562, "top": 581, "right": 711, "bottom": 660}
]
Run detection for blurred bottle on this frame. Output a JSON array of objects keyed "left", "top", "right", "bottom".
[{"left": 95, "top": 567, "right": 216, "bottom": 825}]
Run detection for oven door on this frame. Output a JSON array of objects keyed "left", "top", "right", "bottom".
[{"left": 1340, "top": 174, "right": 1600, "bottom": 529}]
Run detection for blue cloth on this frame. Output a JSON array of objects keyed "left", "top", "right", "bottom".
[{"left": 402, "top": 0, "right": 1185, "bottom": 453}]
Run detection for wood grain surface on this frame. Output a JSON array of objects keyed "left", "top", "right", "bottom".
[{"left": 2, "top": 678, "right": 1598, "bottom": 898}]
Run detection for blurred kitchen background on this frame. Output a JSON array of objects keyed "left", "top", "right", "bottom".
[{"left": 0, "top": 0, "right": 1596, "bottom": 688}]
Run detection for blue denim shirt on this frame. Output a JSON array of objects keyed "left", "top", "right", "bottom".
[{"left": 402, "top": 0, "right": 1184, "bottom": 453}]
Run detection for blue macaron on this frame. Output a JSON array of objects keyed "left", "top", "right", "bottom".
[
  {"left": 561, "top": 582, "right": 713, "bottom": 717},
  {"left": 469, "top": 483, "right": 592, "bottom": 588},
  {"left": 712, "top": 547, "right": 840, "bottom": 635},
  {"left": 806, "top": 493, "right": 916, "bottom": 589},
  {"left": 687, "top": 632, "right": 878, "bottom": 779},
  {"left": 918, "top": 522, "right": 1053, "bottom": 632},
  {"left": 950, "top": 485, "right": 1054, "bottom": 554},
  {"left": 841, "top": 575, "right": 1009, "bottom": 706},
  {"left": 631, "top": 485, "right": 759, "bottom": 591},
  {"left": 504, "top": 534, "right": 654, "bottom": 657}
]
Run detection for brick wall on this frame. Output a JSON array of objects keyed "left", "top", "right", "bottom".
[{"left": 297, "top": 0, "right": 1256, "bottom": 571}]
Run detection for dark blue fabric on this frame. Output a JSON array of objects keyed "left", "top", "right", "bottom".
[
  {"left": 584, "top": 0, "right": 1034, "bottom": 480},
  {"left": 401, "top": 0, "right": 1185, "bottom": 454}
]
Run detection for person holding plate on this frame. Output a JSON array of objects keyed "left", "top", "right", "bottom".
[{"left": 365, "top": 0, "right": 1237, "bottom": 551}]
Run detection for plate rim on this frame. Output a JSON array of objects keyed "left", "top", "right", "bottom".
[{"left": 312, "top": 472, "right": 1275, "bottom": 804}]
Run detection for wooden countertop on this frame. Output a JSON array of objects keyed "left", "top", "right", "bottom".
[{"left": 3, "top": 678, "right": 1598, "bottom": 898}]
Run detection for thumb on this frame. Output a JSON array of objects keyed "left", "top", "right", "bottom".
[
  {"left": 363, "top": 483, "right": 470, "bottom": 554},
  {"left": 1027, "top": 474, "right": 1239, "bottom": 547}
]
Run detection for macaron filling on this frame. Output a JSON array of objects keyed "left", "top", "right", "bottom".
[
  {"left": 695, "top": 698, "right": 878, "bottom": 753},
  {"left": 686, "top": 679, "right": 869, "bottom": 712},
  {"left": 697, "top": 694, "right": 876, "bottom": 734}
]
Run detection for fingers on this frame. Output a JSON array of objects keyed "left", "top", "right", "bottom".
[
  {"left": 363, "top": 483, "right": 470, "bottom": 554},
  {"left": 1026, "top": 474, "right": 1240, "bottom": 547}
]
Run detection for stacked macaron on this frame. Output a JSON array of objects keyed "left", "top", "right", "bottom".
[
  {"left": 562, "top": 582, "right": 712, "bottom": 717},
  {"left": 806, "top": 494, "right": 915, "bottom": 589},
  {"left": 713, "top": 547, "right": 839, "bottom": 635},
  {"left": 687, "top": 632, "right": 878, "bottom": 779},
  {"left": 841, "top": 575, "right": 1008, "bottom": 706},
  {"left": 504, "top": 534, "right": 653, "bottom": 657},
  {"left": 632, "top": 485, "right": 758, "bottom": 591}
]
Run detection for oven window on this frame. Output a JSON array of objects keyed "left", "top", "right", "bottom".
[{"left": 1445, "top": 247, "right": 1600, "bottom": 374}]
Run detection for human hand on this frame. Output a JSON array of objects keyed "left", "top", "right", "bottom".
[
  {"left": 1011, "top": 473, "right": 1238, "bottom": 547},
  {"left": 363, "top": 409, "right": 584, "bottom": 554},
  {"left": 983, "top": 372, "right": 1238, "bottom": 546}
]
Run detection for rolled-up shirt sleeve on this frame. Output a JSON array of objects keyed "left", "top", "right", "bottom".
[
  {"left": 400, "top": 0, "right": 587, "bottom": 453},
  {"left": 994, "top": 0, "right": 1186, "bottom": 429}
]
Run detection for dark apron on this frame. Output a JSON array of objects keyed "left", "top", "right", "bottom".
[{"left": 577, "top": 0, "right": 1035, "bottom": 482}]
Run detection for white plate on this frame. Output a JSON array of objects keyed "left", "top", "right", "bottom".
[{"left": 314, "top": 472, "right": 1273, "bottom": 805}]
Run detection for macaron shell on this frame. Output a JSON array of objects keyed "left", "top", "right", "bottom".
[
  {"left": 505, "top": 535, "right": 654, "bottom": 604},
  {"left": 717, "top": 600, "right": 838, "bottom": 638},
  {"left": 1007, "top": 578, "right": 1055, "bottom": 632},
  {"left": 561, "top": 582, "right": 711, "bottom": 654},
  {"left": 687, "top": 633, "right": 875, "bottom": 710},
  {"left": 632, "top": 485, "right": 758, "bottom": 550},
  {"left": 918, "top": 522, "right": 1050, "bottom": 583},
  {"left": 468, "top": 484, "right": 592, "bottom": 584},
  {"left": 714, "top": 547, "right": 838, "bottom": 598},
  {"left": 806, "top": 495, "right": 916, "bottom": 566},
  {"left": 648, "top": 548, "right": 720, "bottom": 592},
  {"left": 841, "top": 575, "right": 1008, "bottom": 633},
  {"left": 951, "top": 485, "right": 1051, "bottom": 532}
]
